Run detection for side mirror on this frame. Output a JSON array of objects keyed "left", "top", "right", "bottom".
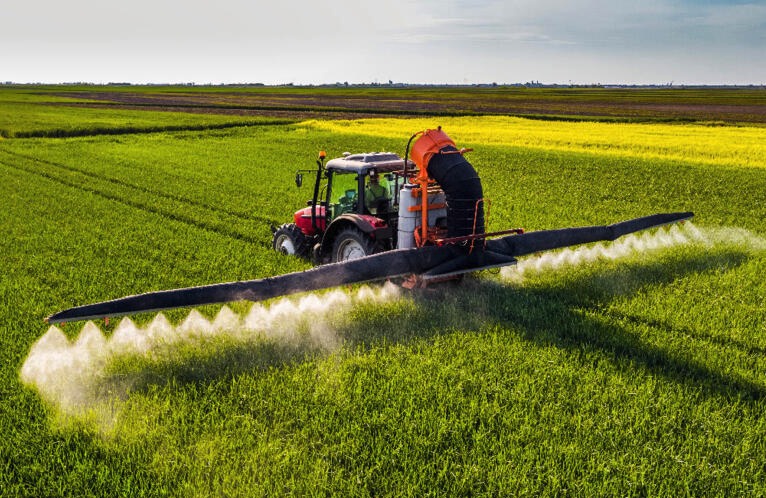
[{"left": 295, "top": 173, "right": 303, "bottom": 188}]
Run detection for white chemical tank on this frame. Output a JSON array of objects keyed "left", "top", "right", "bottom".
[{"left": 397, "top": 184, "right": 447, "bottom": 249}]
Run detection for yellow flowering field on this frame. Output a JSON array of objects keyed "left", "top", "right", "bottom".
[{"left": 306, "top": 116, "right": 766, "bottom": 169}]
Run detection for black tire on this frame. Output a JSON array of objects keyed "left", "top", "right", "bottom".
[
  {"left": 331, "top": 227, "right": 377, "bottom": 263},
  {"left": 272, "top": 223, "right": 309, "bottom": 258}
]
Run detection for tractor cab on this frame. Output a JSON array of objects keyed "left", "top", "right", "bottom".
[
  {"left": 325, "top": 152, "right": 402, "bottom": 220},
  {"left": 273, "top": 151, "right": 411, "bottom": 263}
]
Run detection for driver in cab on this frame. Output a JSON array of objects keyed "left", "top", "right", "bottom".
[{"left": 364, "top": 171, "right": 389, "bottom": 215}]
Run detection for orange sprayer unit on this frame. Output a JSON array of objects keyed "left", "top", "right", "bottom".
[
  {"left": 409, "top": 127, "right": 457, "bottom": 172},
  {"left": 406, "top": 127, "right": 478, "bottom": 247}
]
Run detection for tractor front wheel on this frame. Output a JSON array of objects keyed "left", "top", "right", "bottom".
[
  {"left": 331, "top": 227, "right": 377, "bottom": 263},
  {"left": 272, "top": 224, "right": 309, "bottom": 258}
]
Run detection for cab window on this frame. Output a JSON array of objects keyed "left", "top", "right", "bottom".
[{"left": 331, "top": 172, "right": 358, "bottom": 218}]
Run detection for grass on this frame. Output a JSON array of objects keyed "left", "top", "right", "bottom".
[
  {"left": 0, "top": 88, "right": 293, "bottom": 138},
  {"left": 2, "top": 91, "right": 766, "bottom": 496}
]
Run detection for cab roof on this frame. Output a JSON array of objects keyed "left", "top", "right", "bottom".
[{"left": 325, "top": 152, "right": 414, "bottom": 174}]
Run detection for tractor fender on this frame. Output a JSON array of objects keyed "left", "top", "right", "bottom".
[{"left": 319, "top": 214, "right": 391, "bottom": 260}]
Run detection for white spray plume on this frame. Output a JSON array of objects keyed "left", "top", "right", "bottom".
[
  {"left": 21, "top": 223, "right": 765, "bottom": 421},
  {"left": 701, "top": 225, "right": 766, "bottom": 252},
  {"left": 501, "top": 222, "right": 764, "bottom": 283},
  {"left": 20, "top": 283, "right": 400, "bottom": 418}
]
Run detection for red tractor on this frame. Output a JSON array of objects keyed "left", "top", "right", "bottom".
[
  {"left": 272, "top": 151, "right": 413, "bottom": 263},
  {"left": 272, "top": 128, "right": 489, "bottom": 265}
]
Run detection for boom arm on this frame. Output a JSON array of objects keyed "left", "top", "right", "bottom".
[{"left": 46, "top": 212, "right": 693, "bottom": 324}]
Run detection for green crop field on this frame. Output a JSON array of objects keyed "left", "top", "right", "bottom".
[{"left": 2, "top": 86, "right": 766, "bottom": 496}]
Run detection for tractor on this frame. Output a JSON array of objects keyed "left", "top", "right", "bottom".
[
  {"left": 271, "top": 152, "right": 409, "bottom": 263},
  {"left": 273, "top": 128, "right": 488, "bottom": 265}
]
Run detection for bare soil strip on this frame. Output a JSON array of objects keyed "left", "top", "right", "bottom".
[{"left": 52, "top": 89, "right": 766, "bottom": 123}]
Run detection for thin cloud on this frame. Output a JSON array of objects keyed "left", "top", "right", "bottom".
[{"left": 1, "top": 0, "right": 764, "bottom": 84}]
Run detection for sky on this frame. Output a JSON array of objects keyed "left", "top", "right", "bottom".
[{"left": 2, "top": 0, "right": 765, "bottom": 85}]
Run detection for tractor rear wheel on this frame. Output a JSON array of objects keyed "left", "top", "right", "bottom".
[
  {"left": 272, "top": 223, "right": 309, "bottom": 258},
  {"left": 331, "top": 227, "right": 377, "bottom": 263}
]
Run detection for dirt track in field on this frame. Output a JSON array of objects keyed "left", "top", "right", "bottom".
[{"left": 52, "top": 89, "right": 766, "bottom": 123}]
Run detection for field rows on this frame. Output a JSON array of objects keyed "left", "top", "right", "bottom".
[
  {"left": 4, "top": 86, "right": 766, "bottom": 141},
  {"left": 0, "top": 148, "right": 274, "bottom": 247},
  {"left": 16, "top": 85, "right": 766, "bottom": 124},
  {"left": 2, "top": 101, "right": 766, "bottom": 496}
]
